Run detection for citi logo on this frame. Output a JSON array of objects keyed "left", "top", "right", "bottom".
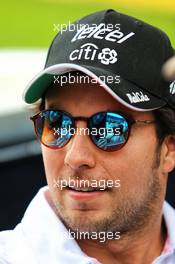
[
  {"left": 71, "top": 23, "right": 135, "bottom": 43},
  {"left": 69, "top": 43, "right": 118, "bottom": 65},
  {"left": 126, "top": 92, "right": 150, "bottom": 104},
  {"left": 169, "top": 81, "right": 175, "bottom": 95}
]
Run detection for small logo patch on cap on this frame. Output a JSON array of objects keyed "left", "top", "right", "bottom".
[
  {"left": 169, "top": 81, "right": 175, "bottom": 95},
  {"left": 69, "top": 43, "right": 118, "bottom": 65},
  {"left": 71, "top": 23, "right": 135, "bottom": 44},
  {"left": 126, "top": 91, "right": 150, "bottom": 104}
]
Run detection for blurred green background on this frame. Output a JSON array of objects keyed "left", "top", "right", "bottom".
[{"left": 1, "top": 0, "right": 175, "bottom": 47}]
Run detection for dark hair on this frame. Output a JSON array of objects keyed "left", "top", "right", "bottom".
[
  {"left": 154, "top": 107, "right": 175, "bottom": 144},
  {"left": 28, "top": 97, "right": 45, "bottom": 114}
]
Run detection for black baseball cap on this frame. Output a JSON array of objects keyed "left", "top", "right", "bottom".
[{"left": 23, "top": 9, "right": 175, "bottom": 111}]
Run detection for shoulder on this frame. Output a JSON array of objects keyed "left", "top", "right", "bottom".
[{"left": 0, "top": 224, "right": 38, "bottom": 264}]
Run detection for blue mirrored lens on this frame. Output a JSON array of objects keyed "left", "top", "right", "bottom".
[{"left": 90, "top": 112, "right": 129, "bottom": 150}]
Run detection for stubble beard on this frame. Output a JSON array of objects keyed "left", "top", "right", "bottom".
[{"left": 53, "top": 148, "right": 163, "bottom": 238}]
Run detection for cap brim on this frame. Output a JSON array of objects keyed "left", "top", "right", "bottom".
[{"left": 23, "top": 63, "right": 166, "bottom": 111}]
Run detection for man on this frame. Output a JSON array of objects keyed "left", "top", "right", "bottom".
[{"left": 0, "top": 9, "right": 175, "bottom": 264}]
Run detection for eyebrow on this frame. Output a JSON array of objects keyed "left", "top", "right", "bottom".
[
  {"left": 106, "top": 108, "right": 133, "bottom": 117},
  {"left": 45, "top": 106, "right": 134, "bottom": 118},
  {"left": 45, "top": 103, "right": 62, "bottom": 110},
  {"left": 46, "top": 106, "right": 128, "bottom": 112},
  {"left": 45, "top": 104, "right": 56, "bottom": 109}
]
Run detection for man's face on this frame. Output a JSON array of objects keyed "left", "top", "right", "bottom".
[{"left": 42, "top": 80, "right": 165, "bottom": 235}]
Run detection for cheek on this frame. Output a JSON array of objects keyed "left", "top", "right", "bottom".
[
  {"left": 42, "top": 146, "right": 65, "bottom": 186},
  {"left": 101, "top": 127, "right": 158, "bottom": 187}
]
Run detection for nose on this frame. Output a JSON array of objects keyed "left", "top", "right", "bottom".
[{"left": 64, "top": 122, "right": 96, "bottom": 170}]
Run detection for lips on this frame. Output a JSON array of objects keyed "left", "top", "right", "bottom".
[
  {"left": 66, "top": 187, "right": 107, "bottom": 202},
  {"left": 67, "top": 186, "right": 107, "bottom": 192}
]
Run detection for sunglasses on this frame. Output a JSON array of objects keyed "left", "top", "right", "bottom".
[{"left": 30, "top": 109, "right": 155, "bottom": 152}]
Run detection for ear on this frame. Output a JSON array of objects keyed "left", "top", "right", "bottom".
[{"left": 161, "top": 135, "right": 175, "bottom": 173}]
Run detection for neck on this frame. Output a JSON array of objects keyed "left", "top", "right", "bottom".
[{"left": 77, "top": 215, "right": 166, "bottom": 264}]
